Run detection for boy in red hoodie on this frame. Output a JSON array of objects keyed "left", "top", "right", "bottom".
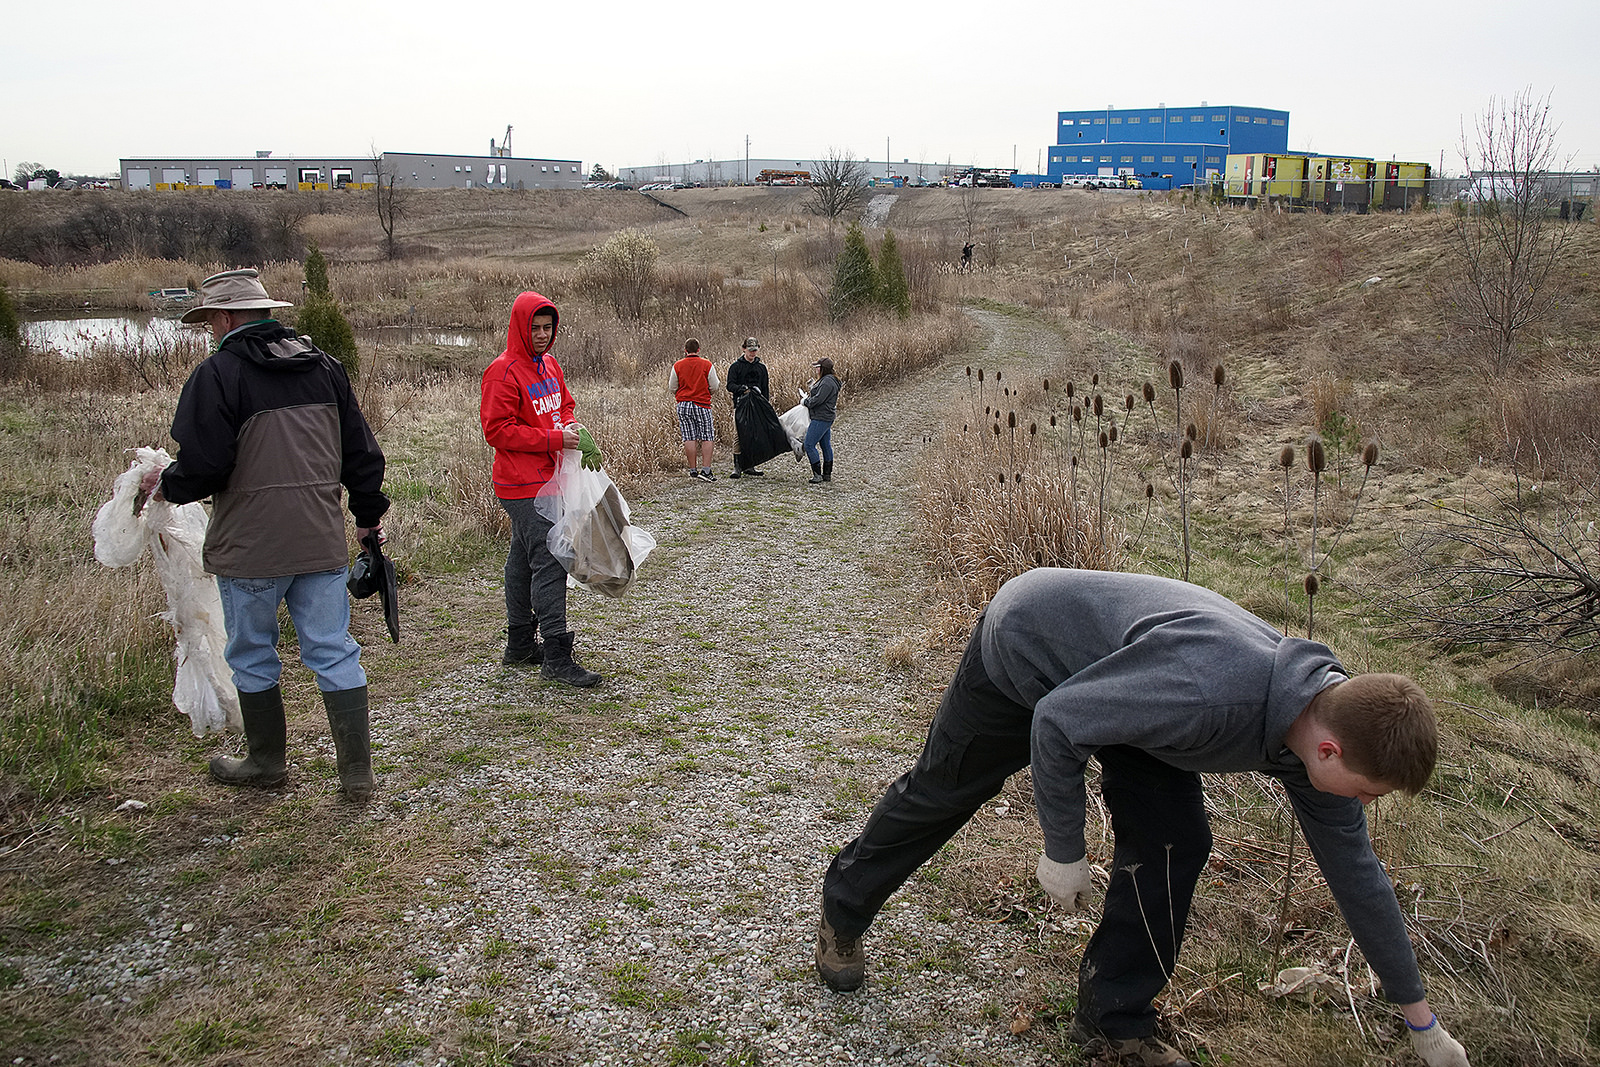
[{"left": 480, "top": 292, "right": 601, "bottom": 687}]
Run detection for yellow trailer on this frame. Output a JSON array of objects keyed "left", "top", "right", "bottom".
[
  {"left": 1307, "top": 157, "right": 1375, "bottom": 211},
  {"left": 1224, "top": 154, "right": 1310, "bottom": 201}
]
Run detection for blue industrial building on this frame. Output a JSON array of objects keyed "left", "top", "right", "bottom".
[{"left": 1046, "top": 104, "right": 1289, "bottom": 190}]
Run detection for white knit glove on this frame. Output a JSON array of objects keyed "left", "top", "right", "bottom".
[
  {"left": 1036, "top": 854, "right": 1094, "bottom": 911},
  {"left": 1408, "top": 1016, "right": 1469, "bottom": 1067}
]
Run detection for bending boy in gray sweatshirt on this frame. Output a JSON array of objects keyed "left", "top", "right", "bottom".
[{"left": 818, "top": 568, "right": 1469, "bottom": 1067}]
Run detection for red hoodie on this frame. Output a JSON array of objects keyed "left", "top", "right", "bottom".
[{"left": 480, "top": 291, "right": 577, "bottom": 499}]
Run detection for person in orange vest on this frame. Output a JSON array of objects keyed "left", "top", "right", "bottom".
[{"left": 669, "top": 338, "right": 721, "bottom": 481}]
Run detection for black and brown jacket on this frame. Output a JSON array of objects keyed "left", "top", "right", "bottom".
[{"left": 160, "top": 320, "right": 388, "bottom": 578}]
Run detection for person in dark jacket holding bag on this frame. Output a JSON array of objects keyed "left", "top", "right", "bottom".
[
  {"left": 802, "top": 357, "right": 840, "bottom": 485},
  {"left": 140, "top": 269, "right": 389, "bottom": 802},
  {"left": 480, "top": 291, "right": 601, "bottom": 688},
  {"left": 817, "top": 568, "right": 1470, "bottom": 1067},
  {"left": 726, "top": 337, "right": 770, "bottom": 478}
]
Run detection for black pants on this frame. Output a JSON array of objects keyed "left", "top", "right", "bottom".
[{"left": 821, "top": 615, "right": 1213, "bottom": 1040}]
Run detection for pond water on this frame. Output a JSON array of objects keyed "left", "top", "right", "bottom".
[
  {"left": 24, "top": 314, "right": 193, "bottom": 358},
  {"left": 23, "top": 314, "right": 497, "bottom": 359}
]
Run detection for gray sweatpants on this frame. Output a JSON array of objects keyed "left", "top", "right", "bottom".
[{"left": 499, "top": 496, "right": 569, "bottom": 643}]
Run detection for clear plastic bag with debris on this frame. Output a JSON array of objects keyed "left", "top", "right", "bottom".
[
  {"left": 535, "top": 449, "right": 656, "bottom": 598},
  {"left": 92, "top": 447, "right": 241, "bottom": 737}
]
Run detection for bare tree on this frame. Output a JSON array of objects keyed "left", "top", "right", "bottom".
[
  {"left": 372, "top": 148, "right": 411, "bottom": 261},
  {"left": 1449, "top": 88, "right": 1574, "bottom": 373},
  {"left": 807, "top": 150, "right": 870, "bottom": 222}
]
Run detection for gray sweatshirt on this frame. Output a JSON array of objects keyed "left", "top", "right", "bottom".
[{"left": 980, "top": 567, "right": 1425, "bottom": 1005}]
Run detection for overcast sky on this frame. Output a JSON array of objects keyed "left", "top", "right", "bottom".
[{"left": 4, "top": 0, "right": 1596, "bottom": 179}]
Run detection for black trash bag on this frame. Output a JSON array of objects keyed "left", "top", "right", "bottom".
[
  {"left": 733, "top": 390, "right": 791, "bottom": 471},
  {"left": 348, "top": 530, "right": 400, "bottom": 643}
]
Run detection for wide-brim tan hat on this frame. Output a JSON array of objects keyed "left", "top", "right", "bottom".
[{"left": 180, "top": 268, "right": 293, "bottom": 324}]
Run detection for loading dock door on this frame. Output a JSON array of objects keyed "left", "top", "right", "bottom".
[
  {"left": 231, "top": 168, "right": 254, "bottom": 188},
  {"left": 128, "top": 169, "right": 151, "bottom": 190},
  {"left": 197, "top": 169, "right": 221, "bottom": 187}
]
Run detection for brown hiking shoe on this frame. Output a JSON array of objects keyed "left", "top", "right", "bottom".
[
  {"left": 815, "top": 913, "right": 865, "bottom": 992},
  {"left": 1074, "top": 1031, "right": 1195, "bottom": 1067}
]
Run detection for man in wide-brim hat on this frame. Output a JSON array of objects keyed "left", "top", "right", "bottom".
[
  {"left": 178, "top": 267, "right": 293, "bottom": 328},
  {"left": 142, "top": 268, "right": 390, "bottom": 802}
]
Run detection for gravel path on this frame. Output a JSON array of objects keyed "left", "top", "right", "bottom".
[{"left": 370, "top": 311, "right": 1084, "bottom": 1067}]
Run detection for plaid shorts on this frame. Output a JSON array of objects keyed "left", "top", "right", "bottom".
[{"left": 677, "top": 401, "right": 714, "bottom": 442}]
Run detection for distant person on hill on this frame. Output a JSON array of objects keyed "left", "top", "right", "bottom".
[
  {"left": 817, "top": 568, "right": 1471, "bottom": 1067},
  {"left": 801, "top": 357, "right": 840, "bottom": 485},
  {"left": 481, "top": 291, "right": 602, "bottom": 687},
  {"left": 727, "top": 336, "right": 770, "bottom": 478},
  {"left": 139, "top": 268, "right": 389, "bottom": 802},
  {"left": 669, "top": 337, "right": 720, "bottom": 482},
  {"left": 960, "top": 241, "right": 974, "bottom": 271}
]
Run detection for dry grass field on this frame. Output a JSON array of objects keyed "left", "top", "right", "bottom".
[{"left": 1, "top": 184, "right": 1598, "bottom": 1066}]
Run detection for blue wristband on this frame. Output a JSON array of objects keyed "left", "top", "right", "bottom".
[{"left": 1406, "top": 1014, "right": 1437, "bottom": 1033}]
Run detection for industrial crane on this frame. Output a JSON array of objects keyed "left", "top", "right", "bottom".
[{"left": 489, "top": 125, "right": 513, "bottom": 158}]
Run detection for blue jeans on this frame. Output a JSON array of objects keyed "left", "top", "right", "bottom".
[
  {"left": 804, "top": 419, "right": 834, "bottom": 465},
  {"left": 216, "top": 570, "right": 366, "bottom": 694}
]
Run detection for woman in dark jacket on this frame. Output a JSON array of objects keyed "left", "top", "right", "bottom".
[{"left": 802, "top": 357, "right": 841, "bottom": 485}]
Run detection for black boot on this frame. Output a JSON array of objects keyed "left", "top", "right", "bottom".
[
  {"left": 502, "top": 622, "right": 544, "bottom": 666},
  {"left": 808, "top": 460, "right": 825, "bottom": 485},
  {"left": 541, "top": 632, "right": 602, "bottom": 688},
  {"left": 323, "top": 686, "right": 375, "bottom": 802},
  {"left": 730, "top": 454, "right": 742, "bottom": 479},
  {"left": 211, "top": 685, "right": 287, "bottom": 789},
  {"left": 822, "top": 460, "right": 833, "bottom": 482}
]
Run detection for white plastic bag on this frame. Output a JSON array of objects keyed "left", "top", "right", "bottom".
[
  {"left": 534, "top": 449, "right": 656, "bottom": 598},
  {"left": 779, "top": 403, "right": 810, "bottom": 459},
  {"left": 92, "top": 448, "right": 241, "bottom": 737}
]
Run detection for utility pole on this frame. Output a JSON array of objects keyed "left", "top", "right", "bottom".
[{"left": 745, "top": 135, "right": 750, "bottom": 185}]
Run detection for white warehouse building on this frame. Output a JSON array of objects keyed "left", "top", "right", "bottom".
[{"left": 119, "top": 150, "right": 585, "bottom": 192}]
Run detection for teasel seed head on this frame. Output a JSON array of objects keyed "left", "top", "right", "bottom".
[
  {"left": 1306, "top": 435, "right": 1327, "bottom": 473},
  {"left": 1100, "top": 431, "right": 1109, "bottom": 449},
  {"left": 1145, "top": 482, "right": 1154, "bottom": 499},
  {"left": 1066, "top": 381, "right": 1076, "bottom": 399},
  {"left": 1043, "top": 378, "right": 1050, "bottom": 392},
  {"left": 1093, "top": 394, "right": 1104, "bottom": 417},
  {"left": 992, "top": 423, "right": 1001, "bottom": 436},
  {"left": 966, "top": 366, "right": 972, "bottom": 377},
  {"left": 1050, "top": 414, "right": 1057, "bottom": 427},
  {"left": 997, "top": 472, "right": 1005, "bottom": 484},
  {"left": 977, "top": 368, "right": 984, "bottom": 383},
  {"left": 1362, "top": 440, "right": 1379, "bottom": 468},
  {"left": 1304, "top": 573, "right": 1320, "bottom": 597},
  {"left": 1143, "top": 381, "right": 1156, "bottom": 404},
  {"left": 1091, "top": 372, "right": 1099, "bottom": 386},
  {"left": 1008, "top": 411, "right": 1017, "bottom": 429},
  {"left": 1073, "top": 406, "right": 1083, "bottom": 423},
  {"left": 1279, "top": 445, "right": 1295, "bottom": 469},
  {"left": 1169, "top": 361, "right": 1184, "bottom": 390},
  {"left": 1072, "top": 455, "right": 1079, "bottom": 470},
  {"left": 1109, "top": 424, "right": 1119, "bottom": 443},
  {"left": 1186, "top": 422, "right": 1197, "bottom": 441},
  {"left": 1125, "top": 394, "right": 1135, "bottom": 412},
  {"left": 1180, "top": 438, "right": 1193, "bottom": 461},
  {"left": 1214, "top": 364, "right": 1226, "bottom": 387},
  {"left": 1029, "top": 422, "right": 1037, "bottom": 436},
  {"left": 995, "top": 370, "right": 1003, "bottom": 382}
]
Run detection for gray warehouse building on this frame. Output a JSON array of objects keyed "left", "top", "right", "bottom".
[{"left": 120, "top": 150, "right": 585, "bottom": 191}]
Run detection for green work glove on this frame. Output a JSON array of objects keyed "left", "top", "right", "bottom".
[{"left": 576, "top": 427, "right": 604, "bottom": 471}]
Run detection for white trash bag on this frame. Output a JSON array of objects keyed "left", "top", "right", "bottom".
[
  {"left": 534, "top": 449, "right": 656, "bottom": 598},
  {"left": 93, "top": 448, "right": 240, "bottom": 737}
]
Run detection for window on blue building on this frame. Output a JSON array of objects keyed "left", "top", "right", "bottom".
[
  {"left": 1171, "top": 116, "right": 1183, "bottom": 123},
  {"left": 1128, "top": 117, "right": 1140, "bottom": 124},
  {"left": 1141, "top": 155, "right": 1155, "bottom": 162},
  {"left": 1162, "top": 155, "right": 1176, "bottom": 163}
]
